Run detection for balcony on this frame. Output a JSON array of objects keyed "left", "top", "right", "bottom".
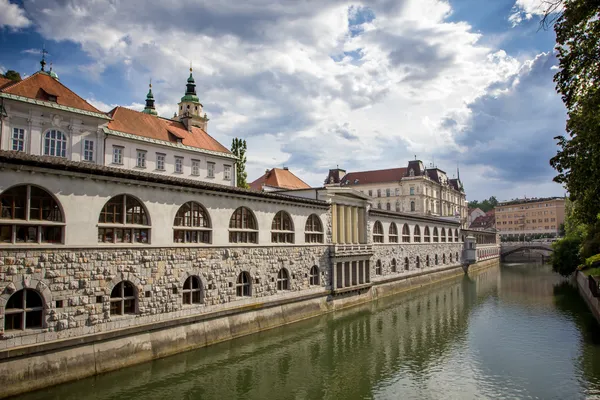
[{"left": 331, "top": 243, "right": 373, "bottom": 258}]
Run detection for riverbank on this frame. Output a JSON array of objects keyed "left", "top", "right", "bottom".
[
  {"left": 575, "top": 270, "right": 600, "bottom": 324},
  {"left": 0, "top": 258, "right": 499, "bottom": 398}
]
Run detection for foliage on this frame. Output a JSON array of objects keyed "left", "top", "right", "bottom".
[
  {"left": 231, "top": 138, "right": 249, "bottom": 189},
  {"left": 468, "top": 196, "right": 498, "bottom": 213},
  {"left": 551, "top": 235, "right": 583, "bottom": 276},
  {"left": 549, "top": 0, "right": 600, "bottom": 226},
  {"left": 585, "top": 253, "right": 600, "bottom": 268},
  {"left": 1, "top": 70, "right": 21, "bottom": 81}
]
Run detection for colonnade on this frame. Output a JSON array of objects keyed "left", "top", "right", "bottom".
[
  {"left": 334, "top": 260, "right": 371, "bottom": 289},
  {"left": 332, "top": 204, "right": 366, "bottom": 244}
]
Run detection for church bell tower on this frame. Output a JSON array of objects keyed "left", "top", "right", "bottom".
[{"left": 177, "top": 67, "right": 209, "bottom": 131}]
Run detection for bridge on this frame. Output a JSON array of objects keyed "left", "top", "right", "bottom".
[{"left": 500, "top": 242, "right": 554, "bottom": 262}]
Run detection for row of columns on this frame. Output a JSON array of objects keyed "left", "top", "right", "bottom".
[
  {"left": 334, "top": 260, "right": 370, "bottom": 289},
  {"left": 332, "top": 204, "right": 366, "bottom": 244}
]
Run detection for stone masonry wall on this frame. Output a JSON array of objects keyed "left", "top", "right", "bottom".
[
  {"left": 0, "top": 245, "right": 330, "bottom": 349},
  {"left": 371, "top": 243, "right": 463, "bottom": 276}
]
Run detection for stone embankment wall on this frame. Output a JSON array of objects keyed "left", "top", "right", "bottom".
[
  {"left": 0, "top": 253, "right": 499, "bottom": 398},
  {"left": 576, "top": 271, "right": 600, "bottom": 324}
]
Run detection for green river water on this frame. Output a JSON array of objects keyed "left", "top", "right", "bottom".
[{"left": 13, "top": 263, "right": 600, "bottom": 400}]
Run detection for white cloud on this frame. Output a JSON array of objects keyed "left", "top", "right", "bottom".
[
  {"left": 509, "top": 0, "right": 564, "bottom": 27},
  {"left": 0, "top": 0, "right": 31, "bottom": 29},
  {"left": 0, "top": 64, "right": 5, "bottom": 75},
  {"left": 22, "top": 0, "right": 562, "bottom": 199}
]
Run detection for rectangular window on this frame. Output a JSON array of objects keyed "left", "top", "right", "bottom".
[
  {"left": 11, "top": 128, "right": 25, "bottom": 152},
  {"left": 207, "top": 162, "right": 215, "bottom": 178},
  {"left": 136, "top": 150, "right": 146, "bottom": 168},
  {"left": 83, "top": 139, "right": 94, "bottom": 162},
  {"left": 377, "top": 189, "right": 381, "bottom": 197},
  {"left": 156, "top": 153, "right": 165, "bottom": 171},
  {"left": 368, "top": 190, "right": 372, "bottom": 197},
  {"left": 395, "top": 188, "right": 399, "bottom": 196},
  {"left": 175, "top": 157, "right": 183, "bottom": 173},
  {"left": 224, "top": 165, "right": 232, "bottom": 180},
  {"left": 112, "top": 146, "right": 123, "bottom": 164},
  {"left": 192, "top": 159, "right": 200, "bottom": 176},
  {"left": 386, "top": 189, "right": 390, "bottom": 197},
  {"left": 410, "top": 187, "right": 415, "bottom": 195}
]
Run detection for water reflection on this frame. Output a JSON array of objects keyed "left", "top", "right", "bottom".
[{"left": 14, "top": 263, "right": 600, "bottom": 400}]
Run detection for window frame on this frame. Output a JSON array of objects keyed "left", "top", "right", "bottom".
[
  {"left": 4, "top": 288, "right": 44, "bottom": 331},
  {"left": 309, "top": 266, "right": 320, "bottom": 286},
  {"left": 156, "top": 153, "right": 166, "bottom": 171},
  {"left": 109, "top": 281, "right": 137, "bottom": 316},
  {"left": 375, "top": 259, "right": 382, "bottom": 275},
  {"left": 224, "top": 164, "right": 232, "bottom": 180},
  {"left": 402, "top": 223, "right": 410, "bottom": 243},
  {"left": 112, "top": 145, "right": 123, "bottom": 165},
  {"left": 389, "top": 222, "right": 398, "bottom": 243},
  {"left": 83, "top": 138, "right": 95, "bottom": 162},
  {"left": 207, "top": 162, "right": 215, "bottom": 178},
  {"left": 414, "top": 225, "right": 421, "bottom": 242},
  {"left": 277, "top": 268, "right": 290, "bottom": 291},
  {"left": 43, "top": 129, "right": 67, "bottom": 158},
  {"left": 229, "top": 207, "right": 258, "bottom": 244},
  {"left": 191, "top": 159, "right": 200, "bottom": 176},
  {"left": 97, "top": 194, "right": 150, "bottom": 244},
  {"left": 173, "top": 201, "right": 211, "bottom": 244},
  {"left": 174, "top": 156, "right": 183, "bottom": 174},
  {"left": 136, "top": 149, "right": 147, "bottom": 168},
  {"left": 11, "top": 126, "right": 26, "bottom": 152},
  {"left": 373, "top": 221, "right": 384, "bottom": 243},
  {"left": 305, "top": 214, "right": 324, "bottom": 243},
  {"left": 271, "top": 210, "right": 294, "bottom": 243},
  {"left": 0, "top": 185, "right": 65, "bottom": 244},
  {"left": 182, "top": 275, "right": 203, "bottom": 305},
  {"left": 236, "top": 271, "right": 252, "bottom": 297}
]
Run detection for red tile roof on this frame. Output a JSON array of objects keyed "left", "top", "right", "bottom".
[
  {"left": 470, "top": 214, "right": 496, "bottom": 229},
  {"left": 0, "top": 77, "right": 14, "bottom": 90},
  {"left": 250, "top": 168, "right": 311, "bottom": 191},
  {"left": 0, "top": 72, "right": 103, "bottom": 114},
  {"left": 341, "top": 167, "right": 407, "bottom": 185},
  {"left": 107, "top": 106, "right": 231, "bottom": 154}
]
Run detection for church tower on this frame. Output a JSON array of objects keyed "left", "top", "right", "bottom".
[
  {"left": 177, "top": 67, "right": 209, "bottom": 131},
  {"left": 142, "top": 82, "right": 158, "bottom": 116}
]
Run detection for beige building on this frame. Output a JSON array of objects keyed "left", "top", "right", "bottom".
[
  {"left": 325, "top": 160, "right": 468, "bottom": 227},
  {"left": 495, "top": 197, "right": 566, "bottom": 238}
]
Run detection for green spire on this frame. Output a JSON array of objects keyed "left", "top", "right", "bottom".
[
  {"left": 142, "top": 81, "right": 158, "bottom": 116},
  {"left": 181, "top": 66, "right": 200, "bottom": 103}
]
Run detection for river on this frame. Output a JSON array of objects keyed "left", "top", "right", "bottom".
[{"left": 13, "top": 263, "right": 600, "bottom": 400}]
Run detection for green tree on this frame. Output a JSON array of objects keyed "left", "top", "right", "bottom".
[
  {"left": 231, "top": 138, "right": 249, "bottom": 189},
  {"left": 548, "top": 0, "right": 600, "bottom": 226},
  {"left": 1, "top": 70, "right": 21, "bottom": 81}
]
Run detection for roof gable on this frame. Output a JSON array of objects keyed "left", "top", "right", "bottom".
[
  {"left": 0, "top": 72, "right": 103, "bottom": 114},
  {"left": 250, "top": 168, "right": 311, "bottom": 191},
  {"left": 107, "top": 106, "right": 231, "bottom": 155}
]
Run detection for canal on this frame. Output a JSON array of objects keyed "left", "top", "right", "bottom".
[{"left": 13, "top": 263, "right": 600, "bottom": 400}]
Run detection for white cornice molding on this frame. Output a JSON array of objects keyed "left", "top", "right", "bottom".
[{"left": 0, "top": 93, "right": 111, "bottom": 120}]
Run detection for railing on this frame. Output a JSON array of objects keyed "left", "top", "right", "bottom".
[{"left": 333, "top": 243, "right": 373, "bottom": 255}]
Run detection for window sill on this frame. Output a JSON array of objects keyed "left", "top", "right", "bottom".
[
  {"left": 134, "top": 166, "right": 147, "bottom": 169},
  {"left": 155, "top": 169, "right": 165, "bottom": 172},
  {"left": 173, "top": 171, "right": 183, "bottom": 175},
  {"left": 206, "top": 176, "right": 215, "bottom": 179},
  {"left": 111, "top": 162, "right": 124, "bottom": 166}
]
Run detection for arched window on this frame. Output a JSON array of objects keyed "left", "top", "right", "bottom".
[
  {"left": 395, "top": 201, "right": 400, "bottom": 212},
  {"left": 433, "top": 227, "right": 439, "bottom": 242},
  {"left": 389, "top": 223, "right": 398, "bottom": 243},
  {"left": 377, "top": 202, "right": 382, "bottom": 209},
  {"left": 402, "top": 223, "right": 410, "bottom": 242},
  {"left": 229, "top": 207, "right": 257, "bottom": 243},
  {"left": 375, "top": 259, "right": 382, "bottom": 275},
  {"left": 0, "top": 185, "right": 64, "bottom": 244},
  {"left": 182, "top": 276, "right": 202, "bottom": 305},
  {"left": 373, "top": 221, "right": 384, "bottom": 243},
  {"left": 4, "top": 289, "right": 44, "bottom": 331},
  {"left": 309, "top": 266, "right": 320, "bottom": 285},
  {"left": 414, "top": 225, "right": 421, "bottom": 243},
  {"left": 98, "top": 195, "right": 150, "bottom": 243},
  {"left": 391, "top": 258, "right": 397, "bottom": 272},
  {"left": 173, "top": 202, "right": 211, "bottom": 244},
  {"left": 424, "top": 226, "right": 431, "bottom": 243},
  {"left": 449, "top": 253, "right": 453, "bottom": 263},
  {"left": 416, "top": 256, "right": 421, "bottom": 268},
  {"left": 305, "top": 214, "right": 323, "bottom": 243},
  {"left": 441, "top": 227, "right": 446, "bottom": 242},
  {"left": 277, "top": 268, "right": 290, "bottom": 290},
  {"left": 272, "top": 211, "right": 294, "bottom": 243},
  {"left": 456, "top": 251, "right": 459, "bottom": 261},
  {"left": 110, "top": 281, "right": 136, "bottom": 315},
  {"left": 426, "top": 255, "right": 430, "bottom": 267},
  {"left": 236, "top": 272, "right": 251, "bottom": 296},
  {"left": 385, "top": 202, "right": 390, "bottom": 211},
  {"left": 435, "top": 254, "right": 439, "bottom": 265},
  {"left": 455, "top": 229, "right": 460, "bottom": 242},
  {"left": 404, "top": 257, "right": 409, "bottom": 270},
  {"left": 43, "top": 129, "right": 67, "bottom": 158},
  {"left": 443, "top": 254, "right": 446, "bottom": 264},
  {"left": 410, "top": 201, "right": 415, "bottom": 212}
]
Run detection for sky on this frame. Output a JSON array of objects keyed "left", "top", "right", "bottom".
[{"left": 0, "top": 0, "right": 567, "bottom": 202}]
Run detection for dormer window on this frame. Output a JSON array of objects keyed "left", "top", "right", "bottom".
[
  {"left": 47, "top": 95, "right": 57, "bottom": 102},
  {"left": 195, "top": 106, "right": 198, "bottom": 111}
]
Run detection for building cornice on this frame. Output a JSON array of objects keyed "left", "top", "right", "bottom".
[
  {"left": 103, "top": 127, "right": 238, "bottom": 160},
  {"left": 0, "top": 92, "right": 112, "bottom": 120},
  {"left": 369, "top": 209, "right": 461, "bottom": 226}
]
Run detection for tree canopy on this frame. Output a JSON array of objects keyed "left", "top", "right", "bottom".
[
  {"left": 468, "top": 196, "right": 498, "bottom": 213},
  {"left": 1, "top": 70, "right": 21, "bottom": 82},
  {"left": 231, "top": 138, "right": 249, "bottom": 189}
]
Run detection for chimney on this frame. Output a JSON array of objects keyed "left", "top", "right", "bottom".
[
  {"left": 180, "top": 112, "right": 193, "bottom": 132},
  {"left": 283, "top": 166, "right": 289, "bottom": 170}
]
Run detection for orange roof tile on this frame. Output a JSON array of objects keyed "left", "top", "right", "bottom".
[
  {"left": 0, "top": 77, "right": 15, "bottom": 90},
  {"left": 107, "top": 106, "right": 231, "bottom": 155},
  {"left": 250, "top": 168, "right": 311, "bottom": 191},
  {"left": 0, "top": 72, "right": 103, "bottom": 114}
]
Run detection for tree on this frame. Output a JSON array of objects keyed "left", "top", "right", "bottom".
[
  {"left": 1, "top": 70, "right": 21, "bottom": 82},
  {"left": 467, "top": 196, "right": 498, "bottom": 213},
  {"left": 231, "top": 138, "right": 249, "bottom": 189},
  {"left": 548, "top": 0, "right": 600, "bottom": 226}
]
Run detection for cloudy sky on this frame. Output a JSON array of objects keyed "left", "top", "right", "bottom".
[{"left": 0, "top": 0, "right": 566, "bottom": 202}]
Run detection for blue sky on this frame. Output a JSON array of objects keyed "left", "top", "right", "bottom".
[{"left": 0, "top": 0, "right": 566, "bottom": 201}]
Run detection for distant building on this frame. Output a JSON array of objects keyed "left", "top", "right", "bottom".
[
  {"left": 325, "top": 160, "right": 468, "bottom": 227},
  {"left": 495, "top": 197, "right": 566, "bottom": 238},
  {"left": 249, "top": 167, "right": 311, "bottom": 192},
  {"left": 468, "top": 207, "right": 486, "bottom": 227},
  {"left": 469, "top": 209, "right": 496, "bottom": 232}
]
